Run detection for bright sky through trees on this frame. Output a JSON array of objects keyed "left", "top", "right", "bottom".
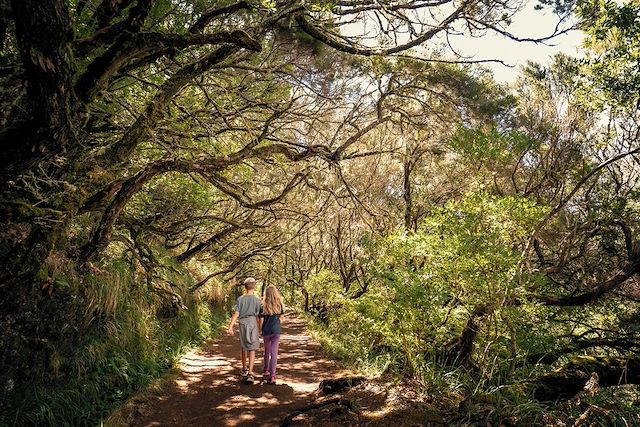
[
  {"left": 340, "top": 2, "right": 585, "bottom": 83},
  {"left": 448, "top": 2, "right": 585, "bottom": 83}
]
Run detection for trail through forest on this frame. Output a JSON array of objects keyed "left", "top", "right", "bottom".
[
  {"left": 115, "top": 316, "right": 336, "bottom": 426},
  {"left": 112, "top": 316, "right": 433, "bottom": 426},
  {"left": 108, "top": 317, "right": 340, "bottom": 426}
]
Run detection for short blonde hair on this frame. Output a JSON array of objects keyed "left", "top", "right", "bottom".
[{"left": 243, "top": 277, "right": 256, "bottom": 290}]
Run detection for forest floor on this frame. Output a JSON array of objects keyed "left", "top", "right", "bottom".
[{"left": 108, "top": 316, "right": 440, "bottom": 426}]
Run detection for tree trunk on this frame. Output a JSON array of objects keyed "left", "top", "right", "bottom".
[
  {"left": 0, "top": 0, "right": 82, "bottom": 391},
  {"left": 2, "top": 0, "right": 77, "bottom": 177},
  {"left": 442, "top": 304, "right": 490, "bottom": 366},
  {"left": 403, "top": 156, "right": 414, "bottom": 231},
  {"left": 532, "top": 355, "right": 640, "bottom": 402}
]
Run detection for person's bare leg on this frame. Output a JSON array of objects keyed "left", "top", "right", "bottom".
[
  {"left": 248, "top": 350, "right": 255, "bottom": 374},
  {"left": 241, "top": 349, "right": 247, "bottom": 370}
]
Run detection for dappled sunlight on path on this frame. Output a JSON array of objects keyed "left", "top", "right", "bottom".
[{"left": 124, "top": 316, "right": 342, "bottom": 426}]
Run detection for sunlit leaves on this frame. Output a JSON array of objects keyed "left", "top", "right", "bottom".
[
  {"left": 578, "top": 0, "right": 640, "bottom": 110},
  {"left": 305, "top": 269, "right": 344, "bottom": 307},
  {"left": 314, "top": 191, "right": 547, "bottom": 368},
  {"left": 450, "top": 125, "right": 537, "bottom": 169}
]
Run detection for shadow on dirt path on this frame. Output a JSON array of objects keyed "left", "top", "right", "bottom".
[{"left": 119, "top": 316, "right": 344, "bottom": 426}]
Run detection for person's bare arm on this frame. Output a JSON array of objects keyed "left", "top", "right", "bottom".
[{"left": 227, "top": 311, "right": 239, "bottom": 335}]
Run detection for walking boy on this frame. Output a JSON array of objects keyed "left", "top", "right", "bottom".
[{"left": 227, "top": 277, "right": 261, "bottom": 383}]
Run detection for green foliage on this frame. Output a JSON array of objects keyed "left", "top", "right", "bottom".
[
  {"left": 307, "top": 181, "right": 640, "bottom": 423},
  {"left": 4, "top": 1, "right": 640, "bottom": 425},
  {"left": 1, "top": 251, "right": 228, "bottom": 426},
  {"left": 450, "top": 126, "right": 539, "bottom": 169},
  {"left": 308, "top": 192, "right": 547, "bottom": 376},
  {"left": 579, "top": 0, "right": 640, "bottom": 110},
  {"left": 305, "top": 269, "right": 344, "bottom": 307}
]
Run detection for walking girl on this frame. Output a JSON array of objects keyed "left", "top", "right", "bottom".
[{"left": 259, "top": 285, "right": 285, "bottom": 385}]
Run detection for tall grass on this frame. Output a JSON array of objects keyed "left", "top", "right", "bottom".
[
  {"left": 1, "top": 253, "right": 229, "bottom": 426},
  {"left": 305, "top": 310, "right": 640, "bottom": 426}
]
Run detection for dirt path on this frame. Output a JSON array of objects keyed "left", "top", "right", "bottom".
[{"left": 115, "top": 316, "right": 346, "bottom": 426}]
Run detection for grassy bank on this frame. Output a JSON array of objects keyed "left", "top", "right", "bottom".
[{"left": 1, "top": 253, "right": 229, "bottom": 426}]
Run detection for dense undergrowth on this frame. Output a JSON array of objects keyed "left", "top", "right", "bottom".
[
  {"left": 305, "top": 192, "right": 640, "bottom": 426},
  {"left": 1, "top": 249, "right": 228, "bottom": 426},
  {"left": 309, "top": 308, "right": 640, "bottom": 426}
]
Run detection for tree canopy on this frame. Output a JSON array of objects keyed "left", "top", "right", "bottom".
[{"left": 1, "top": 0, "right": 640, "bottom": 425}]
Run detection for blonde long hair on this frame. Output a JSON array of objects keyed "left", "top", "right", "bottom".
[{"left": 263, "top": 285, "right": 284, "bottom": 315}]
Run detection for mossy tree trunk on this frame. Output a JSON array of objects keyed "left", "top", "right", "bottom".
[{"left": 532, "top": 356, "right": 640, "bottom": 402}]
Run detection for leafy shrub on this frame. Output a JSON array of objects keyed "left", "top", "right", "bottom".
[{"left": 1, "top": 248, "right": 228, "bottom": 426}]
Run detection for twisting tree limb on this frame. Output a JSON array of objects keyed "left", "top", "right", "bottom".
[
  {"left": 75, "top": 30, "right": 261, "bottom": 102},
  {"left": 74, "top": 0, "right": 154, "bottom": 56},
  {"left": 519, "top": 148, "right": 640, "bottom": 296},
  {"left": 295, "top": 0, "right": 472, "bottom": 56},
  {"left": 537, "top": 256, "right": 640, "bottom": 306},
  {"left": 189, "top": 1, "right": 250, "bottom": 34},
  {"left": 105, "top": 44, "right": 243, "bottom": 164}
]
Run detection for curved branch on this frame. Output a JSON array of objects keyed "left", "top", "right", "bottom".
[
  {"left": 75, "top": 31, "right": 260, "bottom": 102},
  {"left": 331, "top": 116, "right": 391, "bottom": 161},
  {"left": 191, "top": 243, "right": 286, "bottom": 291},
  {"left": 80, "top": 160, "right": 184, "bottom": 260},
  {"left": 465, "top": 16, "right": 575, "bottom": 45},
  {"left": 176, "top": 225, "right": 240, "bottom": 263},
  {"left": 295, "top": 0, "right": 470, "bottom": 56},
  {"left": 80, "top": 152, "right": 306, "bottom": 260},
  {"left": 208, "top": 172, "right": 307, "bottom": 209},
  {"left": 614, "top": 219, "right": 636, "bottom": 259},
  {"left": 520, "top": 148, "right": 640, "bottom": 279},
  {"left": 540, "top": 148, "right": 640, "bottom": 236},
  {"left": 527, "top": 336, "right": 640, "bottom": 365},
  {"left": 537, "top": 256, "right": 640, "bottom": 306},
  {"left": 75, "top": 0, "right": 153, "bottom": 57},
  {"left": 332, "top": 0, "right": 451, "bottom": 15},
  {"left": 105, "top": 44, "right": 242, "bottom": 164},
  {"left": 189, "top": 1, "right": 250, "bottom": 33}
]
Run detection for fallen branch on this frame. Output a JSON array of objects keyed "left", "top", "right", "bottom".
[
  {"left": 280, "top": 396, "right": 359, "bottom": 426},
  {"left": 531, "top": 355, "right": 640, "bottom": 401},
  {"left": 319, "top": 376, "right": 367, "bottom": 395}
]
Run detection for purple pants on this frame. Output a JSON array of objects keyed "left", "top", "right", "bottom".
[{"left": 263, "top": 334, "right": 281, "bottom": 377}]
